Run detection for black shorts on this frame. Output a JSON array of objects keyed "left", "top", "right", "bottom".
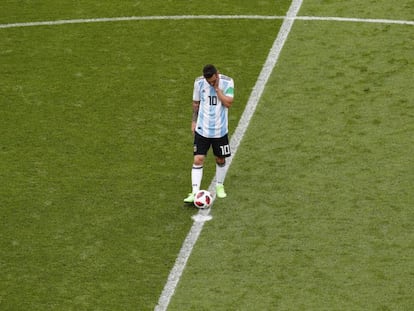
[{"left": 193, "top": 132, "right": 231, "bottom": 158}]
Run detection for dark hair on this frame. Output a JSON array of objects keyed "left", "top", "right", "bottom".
[{"left": 203, "top": 64, "right": 217, "bottom": 79}]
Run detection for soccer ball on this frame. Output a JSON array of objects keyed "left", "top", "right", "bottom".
[{"left": 194, "top": 190, "right": 213, "bottom": 209}]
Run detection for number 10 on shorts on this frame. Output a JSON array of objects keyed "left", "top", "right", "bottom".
[{"left": 220, "top": 145, "right": 231, "bottom": 156}]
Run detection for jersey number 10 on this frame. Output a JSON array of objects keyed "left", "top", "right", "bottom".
[{"left": 208, "top": 96, "right": 218, "bottom": 106}]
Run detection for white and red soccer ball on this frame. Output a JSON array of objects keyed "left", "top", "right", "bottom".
[{"left": 194, "top": 190, "right": 212, "bottom": 209}]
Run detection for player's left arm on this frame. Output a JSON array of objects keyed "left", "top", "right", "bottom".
[
  {"left": 215, "top": 87, "right": 234, "bottom": 108},
  {"left": 214, "top": 75, "right": 234, "bottom": 108}
]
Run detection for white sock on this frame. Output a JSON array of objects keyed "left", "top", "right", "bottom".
[
  {"left": 216, "top": 162, "right": 226, "bottom": 186},
  {"left": 191, "top": 165, "right": 203, "bottom": 193}
]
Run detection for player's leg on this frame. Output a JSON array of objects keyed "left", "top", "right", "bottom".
[
  {"left": 214, "top": 156, "right": 227, "bottom": 199},
  {"left": 184, "top": 133, "right": 210, "bottom": 203},
  {"left": 191, "top": 154, "right": 205, "bottom": 195},
  {"left": 212, "top": 135, "right": 231, "bottom": 198}
]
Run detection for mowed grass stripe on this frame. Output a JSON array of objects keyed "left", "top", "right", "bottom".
[
  {"left": 155, "top": 2, "right": 304, "bottom": 309},
  {"left": 168, "top": 15, "right": 414, "bottom": 311},
  {"left": 0, "top": 16, "right": 284, "bottom": 310}
]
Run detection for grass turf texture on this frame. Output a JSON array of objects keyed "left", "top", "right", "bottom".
[
  {"left": 0, "top": 0, "right": 286, "bottom": 24},
  {"left": 0, "top": 13, "right": 282, "bottom": 311},
  {"left": 1, "top": 1, "right": 413, "bottom": 310},
  {"left": 169, "top": 21, "right": 414, "bottom": 311},
  {"left": 301, "top": 0, "right": 414, "bottom": 20}
]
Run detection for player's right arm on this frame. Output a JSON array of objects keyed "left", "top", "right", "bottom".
[
  {"left": 192, "top": 77, "right": 202, "bottom": 134},
  {"left": 191, "top": 100, "right": 200, "bottom": 134}
]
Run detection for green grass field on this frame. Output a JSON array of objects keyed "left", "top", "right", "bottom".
[{"left": 1, "top": 1, "right": 413, "bottom": 310}]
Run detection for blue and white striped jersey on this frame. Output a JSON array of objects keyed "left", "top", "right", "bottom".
[{"left": 193, "top": 74, "right": 234, "bottom": 138}]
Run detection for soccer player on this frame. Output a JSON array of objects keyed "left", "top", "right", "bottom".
[{"left": 184, "top": 64, "right": 234, "bottom": 203}]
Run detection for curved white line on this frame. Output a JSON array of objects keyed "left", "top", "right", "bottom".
[
  {"left": 0, "top": 15, "right": 282, "bottom": 29},
  {"left": 0, "top": 14, "right": 413, "bottom": 29}
]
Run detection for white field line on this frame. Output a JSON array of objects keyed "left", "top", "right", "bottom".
[
  {"left": 154, "top": 1, "right": 304, "bottom": 310},
  {"left": 296, "top": 15, "right": 414, "bottom": 25},
  {"left": 0, "top": 15, "right": 413, "bottom": 29}
]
